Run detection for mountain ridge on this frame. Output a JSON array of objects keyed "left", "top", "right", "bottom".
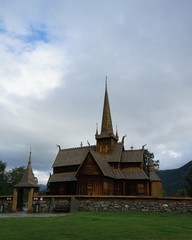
[{"left": 159, "top": 160, "right": 192, "bottom": 196}]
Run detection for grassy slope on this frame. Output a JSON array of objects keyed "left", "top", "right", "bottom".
[{"left": 0, "top": 212, "right": 192, "bottom": 240}]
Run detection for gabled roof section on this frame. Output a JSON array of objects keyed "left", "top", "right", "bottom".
[
  {"left": 106, "top": 142, "right": 123, "bottom": 162},
  {"left": 76, "top": 150, "right": 115, "bottom": 179},
  {"left": 53, "top": 144, "right": 145, "bottom": 168},
  {"left": 90, "top": 150, "right": 115, "bottom": 178},
  {"left": 149, "top": 171, "right": 162, "bottom": 181},
  {"left": 15, "top": 151, "right": 38, "bottom": 188},
  {"left": 113, "top": 168, "right": 149, "bottom": 180},
  {"left": 122, "top": 169, "right": 149, "bottom": 180},
  {"left": 53, "top": 146, "right": 96, "bottom": 167},
  {"left": 122, "top": 149, "right": 144, "bottom": 163},
  {"left": 113, "top": 169, "right": 125, "bottom": 179},
  {"left": 49, "top": 172, "right": 77, "bottom": 183}
]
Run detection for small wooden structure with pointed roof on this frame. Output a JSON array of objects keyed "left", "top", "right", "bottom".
[
  {"left": 12, "top": 151, "right": 39, "bottom": 212},
  {"left": 47, "top": 81, "right": 163, "bottom": 196}
]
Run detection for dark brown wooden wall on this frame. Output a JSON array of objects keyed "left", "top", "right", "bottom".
[
  {"left": 77, "top": 153, "right": 101, "bottom": 176},
  {"left": 124, "top": 180, "right": 148, "bottom": 196},
  {"left": 77, "top": 176, "right": 103, "bottom": 195},
  {"left": 50, "top": 182, "right": 76, "bottom": 195},
  {"left": 96, "top": 138, "right": 117, "bottom": 154}
]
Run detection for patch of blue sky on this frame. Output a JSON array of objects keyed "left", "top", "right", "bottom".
[
  {"left": 21, "top": 25, "right": 49, "bottom": 44},
  {"left": 0, "top": 20, "right": 6, "bottom": 33},
  {"left": 1, "top": 23, "right": 50, "bottom": 54}
]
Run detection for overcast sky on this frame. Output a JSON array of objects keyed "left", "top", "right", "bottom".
[{"left": 0, "top": 0, "right": 192, "bottom": 184}]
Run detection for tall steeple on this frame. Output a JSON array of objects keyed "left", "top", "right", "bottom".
[
  {"left": 96, "top": 79, "right": 118, "bottom": 154},
  {"left": 101, "top": 80, "right": 114, "bottom": 135}
]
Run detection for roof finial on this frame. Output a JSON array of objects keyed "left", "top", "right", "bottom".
[
  {"left": 122, "top": 134, "right": 127, "bottom": 144},
  {"left": 105, "top": 75, "right": 108, "bottom": 90},
  {"left": 56, "top": 144, "right": 61, "bottom": 151},
  {"left": 87, "top": 140, "right": 90, "bottom": 147},
  {"left": 28, "top": 148, "right": 32, "bottom": 164},
  {"left": 116, "top": 125, "right": 119, "bottom": 139},
  {"left": 96, "top": 122, "right": 98, "bottom": 135},
  {"left": 142, "top": 144, "right": 147, "bottom": 149}
]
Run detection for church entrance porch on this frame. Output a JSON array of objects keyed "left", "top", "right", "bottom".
[{"left": 12, "top": 187, "right": 37, "bottom": 212}]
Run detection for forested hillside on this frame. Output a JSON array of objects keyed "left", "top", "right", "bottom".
[{"left": 159, "top": 161, "right": 192, "bottom": 196}]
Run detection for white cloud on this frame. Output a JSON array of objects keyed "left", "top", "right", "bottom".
[
  {"left": 162, "top": 150, "right": 182, "bottom": 159},
  {"left": 0, "top": 27, "right": 70, "bottom": 120},
  {"left": 33, "top": 170, "right": 49, "bottom": 185},
  {"left": 0, "top": 38, "right": 69, "bottom": 100}
]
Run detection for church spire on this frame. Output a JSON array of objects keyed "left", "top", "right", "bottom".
[
  {"left": 96, "top": 79, "right": 118, "bottom": 154},
  {"left": 101, "top": 78, "right": 114, "bottom": 134}
]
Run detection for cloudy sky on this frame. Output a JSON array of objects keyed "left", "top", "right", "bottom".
[{"left": 0, "top": 0, "right": 192, "bottom": 184}]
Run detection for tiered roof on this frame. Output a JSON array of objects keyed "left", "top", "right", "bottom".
[{"left": 15, "top": 151, "right": 38, "bottom": 188}]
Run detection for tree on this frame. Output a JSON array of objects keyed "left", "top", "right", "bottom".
[
  {"left": 176, "top": 188, "right": 188, "bottom": 197},
  {"left": 185, "top": 167, "right": 192, "bottom": 197},
  {"left": 6, "top": 166, "right": 26, "bottom": 194},
  {"left": 143, "top": 149, "right": 159, "bottom": 173},
  {"left": 0, "top": 161, "right": 27, "bottom": 195},
  {"left": 0, "top": 160, "right": 8, "bottom": 195}
]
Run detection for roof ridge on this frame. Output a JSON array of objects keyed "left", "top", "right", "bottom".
[
  {"left": 90, "top": 149, "right": 107, "bottom": 159},
  {"left": 125, "top": 148, "right": 143, "bottom": 152},
  {"left": 61, "top": 145, "right": 96, "bottom": 151}
]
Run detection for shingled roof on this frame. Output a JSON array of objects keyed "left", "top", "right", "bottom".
[
  {"left": 149, "top": 171, "right": 161, "bottom": 181},
  {"left": 49, "top": 172, "right": 77, "bottom": 182},
  {"left": 122, "top": 169, "right": 149, "bottom": 180},
  {"left": 113, "top": 169, "right": 125, "bottom": 179},
  {"left": 53, "top": 146, "right": 96, "bottom": 167},
  {"left": 105, "top": 142, "right": 123, "bottom": 163},
  {"left": 89, "top": 150, "right": 115, "bottom": 178},
  {"left": 14, "top": 152, "right": 38, "bottom": 188},
  {"left": 50, "top": 147, "right": 148, "bottom": 182},
  {"left": 121, "top": 149, "right": 144, "bottom": 163}
]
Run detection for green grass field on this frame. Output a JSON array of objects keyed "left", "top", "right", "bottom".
[{"left": 0, "top": 212, "right": 192, "bottom": 240}]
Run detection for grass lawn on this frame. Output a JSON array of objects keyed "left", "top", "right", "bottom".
[{"left": 0, "top": 212, "right": 192, "bottom": 240}]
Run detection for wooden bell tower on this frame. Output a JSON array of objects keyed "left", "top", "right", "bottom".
[{"left": 12, "top": 150, "right": 39, "bottom": 212}]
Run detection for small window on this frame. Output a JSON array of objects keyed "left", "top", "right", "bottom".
[
  {"left": 115, "top": 183, "right": 122, "bottom": 195},
  {"left": 137, "top": 184, "right": 144, "bottom": 194},
  {"left": 59, "top": 184, "right": 65, "bottom": 194}
]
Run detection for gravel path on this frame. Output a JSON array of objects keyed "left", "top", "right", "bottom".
[{"left": 0, "top": 212, "right": 68, "bottom": 218}]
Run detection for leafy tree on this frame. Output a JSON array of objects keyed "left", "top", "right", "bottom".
[
  {"left": 0, "top": 160, "right": 8, "bottom": 195},
  {"left": 6, "top": 166, "right": 26, "bottom": 194},
  {"left": 143, "top": 149, "right": 159, "bottom": 173},
  {"left": 185, "top": 167, "right": 192, "bottom": 197},
  {"left": 0, "top": 161, "right": 27, "bottom": 195}
]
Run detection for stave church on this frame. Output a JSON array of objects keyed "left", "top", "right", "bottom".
[{"left": 47, "top": 82, "right": 163, "bottom": 196}]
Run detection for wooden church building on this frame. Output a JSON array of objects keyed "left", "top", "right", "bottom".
[{"left": 47, "top": 83, "right": 163, "bottom": 196}]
